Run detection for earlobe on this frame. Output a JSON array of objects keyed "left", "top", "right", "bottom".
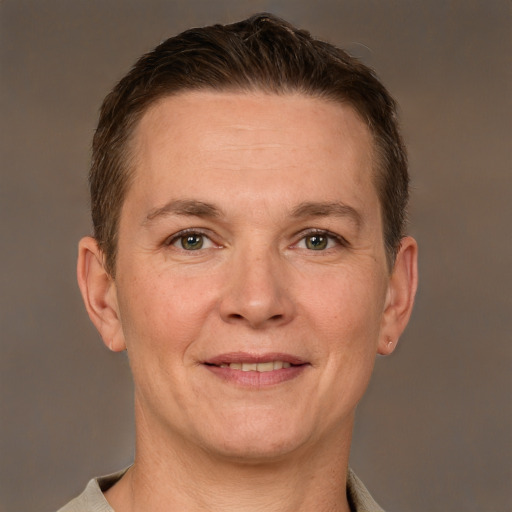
[
  {"left": 77, "top": 236, "right": 126, "bottom": 352},
  {"left": 378, "top": 236, "right": 418, "bottom": 355}
]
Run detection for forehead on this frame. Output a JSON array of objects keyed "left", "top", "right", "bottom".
[
  {"left": 127, "top": 91, "right": 379, "bottom": 221},
  {"left": 135, "top": 91, "right": 374, "bottom": 154}
]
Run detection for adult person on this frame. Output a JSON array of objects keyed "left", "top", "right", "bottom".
[{"left": 59, "top": 13, "right": 418, "bottom": 512}]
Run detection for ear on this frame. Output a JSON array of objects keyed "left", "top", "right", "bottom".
[
  {"left": 378, "top": 236, "right": 418, "bottom": 355},
  {"left": 77, "top": 236, "right": 126, "bottom": 352}
]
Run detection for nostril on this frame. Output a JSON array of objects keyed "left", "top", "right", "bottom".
[{"left": 226, "top": 312, "right": 284, "bottom": 326}]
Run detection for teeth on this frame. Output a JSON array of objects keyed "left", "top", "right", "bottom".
[
  {"left": 256, "top": 362, "right": 274, "bottom": 372},
  {"left": 222, "top": 361, "right": 293, "bottom": 371}
]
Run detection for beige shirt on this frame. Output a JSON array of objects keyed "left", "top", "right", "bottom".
[{"left": 57, "top": 467, "right": 385, "bottom": 512}]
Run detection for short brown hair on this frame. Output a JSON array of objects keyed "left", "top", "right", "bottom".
[{"left": 91, "top": 13, "right": 408, "bottom": 276}]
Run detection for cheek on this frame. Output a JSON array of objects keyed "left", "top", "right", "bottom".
[
  {"left": 302, "top": 265, "right": 386, "bottom": 338},
  {"left": 116, "top": 268, "right": 217, "bottom": 356},
  {"left": 306, "top": 267, "right": 386, "bottom": 399}
]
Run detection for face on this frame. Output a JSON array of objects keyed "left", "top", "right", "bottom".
[{"left": 87, "top": 92, "right": 414, "bottom": 461}]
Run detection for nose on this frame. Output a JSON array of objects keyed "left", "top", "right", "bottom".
[{"left": 219, "top": 245, "right": 295, "bottom": 329}]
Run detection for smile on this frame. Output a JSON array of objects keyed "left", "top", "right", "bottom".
[
  {"left": 203, "top": 353, "right": 308, "bottom": 387},
  {"left": 218, "top": 361, "right": 292, "bottom": 371}
]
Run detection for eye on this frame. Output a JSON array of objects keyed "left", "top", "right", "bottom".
[
  {"left": 178, "top": 233, "right": 205, "bottom": 250},
  {"left": 167, "top": 230, "right": 216, "bottom": 251},
  {"left": 296, "top": 231, "right": 345, "bottom": 251},
  {"left": 305, "top": 234, "right": 329, "bottom": 250}
]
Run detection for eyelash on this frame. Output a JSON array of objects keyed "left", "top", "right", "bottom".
[
  {"left": 294, "top": 229, "right": 349, "bottom": 251},
  {"left": 164, "top": 229, "right": 218, "bottom": 251},
  {"left": 163, "top": 228, "right": 349, "bottom": 252}
]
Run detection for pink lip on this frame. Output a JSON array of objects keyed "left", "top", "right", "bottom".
[{"left": 202, "top": 352, "right": 309, "bottom": 388}]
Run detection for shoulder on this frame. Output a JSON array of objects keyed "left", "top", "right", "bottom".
[
  {"left": 347, "top": 468, "right": 386, "bottom": 512},
  {"left": 56, "top": 469, "right": 127, "bottom": 512}
]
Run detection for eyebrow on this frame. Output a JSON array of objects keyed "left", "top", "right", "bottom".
[
  {"left": 144, "top": 200, "right": 222, "bottom": 224},
  {"left": 143, "top": 199, "right": 362, "bottom": 228},
  {"left": 291, "top": 201, "right": 362, "bottom": 228}
]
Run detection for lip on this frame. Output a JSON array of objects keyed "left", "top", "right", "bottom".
[{"left": 202, "top": 352, "right": 310, "bottom": 388}]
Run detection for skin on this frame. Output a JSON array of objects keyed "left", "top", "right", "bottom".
[{"left": 78, "top": 91, "right": 418, "bottom": 512}]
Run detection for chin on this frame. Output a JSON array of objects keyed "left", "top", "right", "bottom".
[
  {"left": 209, "top": 436, "right": 306, "bottom": 464},
  {"left": 196, "top": 414, "right": 315, "bottom": 463}
]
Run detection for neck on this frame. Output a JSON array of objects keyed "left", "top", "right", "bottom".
[{"left": 105, "top": 402, "right": 354, "bottom": 512}]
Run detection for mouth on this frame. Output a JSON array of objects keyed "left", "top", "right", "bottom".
[
  {"left": 202, "top": 353, "right": 309, "bottom": 387},
  {"left": 215, "top": 361, "right": 293, "bottom": 371}
]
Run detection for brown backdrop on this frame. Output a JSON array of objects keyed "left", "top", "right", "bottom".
[{"left": 1, "top": 1, "right": 510, "bottom": 511}]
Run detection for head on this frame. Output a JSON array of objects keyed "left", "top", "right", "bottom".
[
  {"left": 90, "top": 13, "right": 408, "bottom": 277},
  {"left": 78, "top": 14, "right": 417, "bottom": 462}
]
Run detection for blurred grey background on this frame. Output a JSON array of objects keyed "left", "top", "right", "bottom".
[{"left": 1, "top": 1, "right": 510, "bottom": 511}]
